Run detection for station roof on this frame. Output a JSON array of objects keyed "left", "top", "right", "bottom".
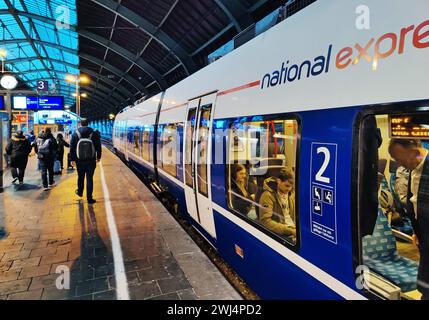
[
  {"left": 0, "top": 0, "right": 79, "bottom": 107},
  {"left": 0, "top": 0, "right": 315, "bottom": 119}
]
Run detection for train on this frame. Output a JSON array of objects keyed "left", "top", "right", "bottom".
[{"left": 111, "top": 0, "right": 429, "bottom": 300}]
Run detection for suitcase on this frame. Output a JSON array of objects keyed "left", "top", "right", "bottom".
[{"left": 53, "top": 160, "right": 61, "bottom": 174}]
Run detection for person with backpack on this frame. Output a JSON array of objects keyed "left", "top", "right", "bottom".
[
  {"left": 5, "top": 131, "right": 32, "bottom": 185},
  {"left": 35, "top": 128, "right": 59, "bottom": 191},
  {"left": 70, "top": 119, "right": 102, "bottom": 204}
]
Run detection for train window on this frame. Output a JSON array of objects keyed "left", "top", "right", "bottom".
[
  {"left": 185, "top": 108, "right": 197, "bottom": 188},
  {"left": 227, "top": 118, "right": 299, "bottom": 246},
  {"left": 359, "top": 112, "right": 427, "bottom": 299},
  {"left": 197, "top": 104, "right": 212, "bottom": 197},
  {"left": 161, "top": 124, "right": 178, "bottom": 178},
  {"left": 142, "top": 126, "right": 151, "bottom": 161}
]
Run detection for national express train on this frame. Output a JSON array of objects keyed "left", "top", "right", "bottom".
[{"left": 112, "top": 0, "right": 429, "bottom": 300}]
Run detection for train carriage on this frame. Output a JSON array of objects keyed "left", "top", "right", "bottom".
[{"left": 113, "top": 0, "right": 429, "bottom": 300}]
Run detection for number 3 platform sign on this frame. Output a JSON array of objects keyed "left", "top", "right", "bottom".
[{"left": 310, "top": 143, "right": 337, "bottom": 244}]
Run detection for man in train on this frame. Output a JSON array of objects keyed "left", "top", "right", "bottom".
[
  {"left": 388, "top": 139, "right": 429, "bottom": 300},
  {"left": 259, "top": 167, "right": 296, "bottom": 242}
]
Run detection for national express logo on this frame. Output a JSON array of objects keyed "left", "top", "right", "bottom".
[{"left": 260, "top": 19, "right": 429, "bottom": 90}]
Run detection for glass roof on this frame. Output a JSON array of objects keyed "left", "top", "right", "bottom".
[{"left": 0, "top": 0, "right": 79, "bottom": 106}]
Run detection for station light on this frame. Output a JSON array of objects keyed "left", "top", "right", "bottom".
[
  {"left": 79, "top": 75, "right": 90, "bottom": 84},
  {"left": 109, "top": 113, "right": 115, "bottom": 120},
  {"left": 0, "top": 48, "right": 7, "bottom": 58},
  {"left": 65, "top": 74, "right": 77, "bottom": 83},
  {"left": 81, "top": 92, "right": 88, "bottom": 98}
]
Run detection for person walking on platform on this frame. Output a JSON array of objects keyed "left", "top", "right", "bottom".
[
  {"left": 70, "top": 119, "right": 102, "bottom": 204},
  {"left": 56, "top": 133, "right": 70, "bottom": 171},
  {"left": 35, "top": 128, "right": 58, "bottom": 191},
  {"left": 5, "top": 131, "right": 32, "bottom": 185}
]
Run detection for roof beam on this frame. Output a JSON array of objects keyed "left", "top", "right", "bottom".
[
  {"left": 7, "top": 57, "right": 78, "bottom": 70},
  {"left": 78, "top": 29, "right": 168, "bottom": 91},
  {"left": 0, "top": 9, "right": 77, "bottom": 31},
  {"left": 91, "top": 0, "right": 197, "bottom": 75},
  {"left": 79, "top": 67, "right": 134, "bottom": 99},
  {"left": 0, "top": 38, "right": 77, "bottom": 54},
  {"left": 214, "top": 0, "right": 254, "bottom": 32},
  {"left": 18, "top": 69, "right": 122, "bottom": 107},
  {"left": 79, "top": 53, "right": 146, "bottom": 95},
  {"left": 82, "top": 83, "right": 124, "bottom": 105}
]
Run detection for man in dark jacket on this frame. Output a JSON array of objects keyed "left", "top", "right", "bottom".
[
  {"left": 70, "top": 119, "right": 102, "bottom": 204},
  {"left": 389, "top": 139, "right": 429, "bottom": 300},
  {"left": 35, "top": 128, "right": 58, "bottom": 191},
  {"left": 5, "top": 131, "right": 32, "bottom": 185}
]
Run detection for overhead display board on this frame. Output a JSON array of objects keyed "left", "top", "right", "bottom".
[
  {"left": 12, "top": 96, "right": 64, "bottom": 110},
  {"left": 389, "top": 114, "right": 429, "bottom": 139}
]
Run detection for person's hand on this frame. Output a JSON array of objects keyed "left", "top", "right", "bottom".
[
  {"left": 413, "top": 234, "right": 420, "bottom": 247},
  {"left": 71, "top": 161, "right": 76, "bottom": 167}
]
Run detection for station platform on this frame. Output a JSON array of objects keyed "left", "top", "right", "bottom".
[{"left": 0, "top": 148, "right": 242, "bottom": 300}]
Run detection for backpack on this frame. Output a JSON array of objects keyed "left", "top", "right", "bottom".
[
  {"left": 37, "top": 138, "right": 52, "bottom": 159},
  {"left": 76, "top": 130, "right": 95, "bottom": 161}
]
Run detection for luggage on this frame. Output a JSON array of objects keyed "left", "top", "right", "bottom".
[{"left": 53, "top": 160, "right": 61, "bottom": 174}]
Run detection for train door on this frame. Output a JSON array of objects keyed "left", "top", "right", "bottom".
[{"left": 183, "top": 93, "right": 217, "bottom": 239}]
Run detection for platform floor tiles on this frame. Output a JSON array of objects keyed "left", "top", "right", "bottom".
[{"left": 0, "top": 148, "right": 241, "bottom": 300}]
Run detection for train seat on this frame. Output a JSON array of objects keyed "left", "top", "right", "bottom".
[{"left": 362, "top": 209, "right": 418, "bottom": 293}]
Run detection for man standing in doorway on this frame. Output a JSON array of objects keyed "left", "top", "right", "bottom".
[
  {"left": 70, "top": 119, "right": 102, "bottom": 204},
  {"left": 389, "top": 139, "right": 429, "bottom": 300}
]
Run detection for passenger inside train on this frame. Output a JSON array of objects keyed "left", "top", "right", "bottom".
[
  {"left": 259, "top": 167, "right": 296, "bottom": 241},
  {"left": 227, "top": 118, "right": 298, "bottom": 245},
  {"left": 360, "top": 112, "right": 429, "bottom": 300}
]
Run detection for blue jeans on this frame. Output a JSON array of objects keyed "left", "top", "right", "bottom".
[
  {"left": 39, "top": 159, "right": 54, "bottom": 188},
  {"left": 77, "top": 161, "right": 96, "bottom": 200}
]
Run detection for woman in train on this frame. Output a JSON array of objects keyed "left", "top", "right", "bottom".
[
  {"left": 259, "top": 167, "right": 296, "bottom": 241},
  {"left": 230, "top": 164, "right": 257, "bottom": 220}
]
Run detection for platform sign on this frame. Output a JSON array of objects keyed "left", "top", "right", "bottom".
[
  {"left": 310, "top": 143, "right": 338, "bottom": 244},
  {"left": 37, "top": 80, "right": 49, "bottom": 92}
]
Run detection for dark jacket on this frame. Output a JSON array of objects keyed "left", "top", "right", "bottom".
[
  {"left": 408, "top": 156, "right": 429, "bottom": 294},
  {"left": 5, "top": 134, "right": 32, "bottom": 168},
  {"left": 231, "top": 180, "right": 254, "bottom": 215},
  {"left": 70, "top": 127, "right": 102, "bottom": 162},
  {"left": 34, "top": 132, "right": 59, "bottom": 161},
  {"left": 259, "top": 177, "right": 296, "bottom": 237},
  {"left": 57, "top": 138, "right": 70, "bottom": 156}
]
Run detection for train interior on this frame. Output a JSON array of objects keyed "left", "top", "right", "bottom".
[
  {"left": 361, "top": 112, "right": 428, "bottom": 300},
  {"left": 227, "top": 119, "right": 299, "bottom": 244}
]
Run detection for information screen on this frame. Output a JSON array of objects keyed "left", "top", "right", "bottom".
[
  {"left": 390, "top": 113, "right": 429, "bottom": 139},
  {"left": 35, "top": 96, "right": 64, "bottom": 110},
  {"left": 12, "top": 96, "right": 64, "bottom": 110},
  {"left": 12, "top": 96, "right": 28, "bottom": 110},
  {"left": 0, "top": 95, "right": 4, "bottom": 110}
]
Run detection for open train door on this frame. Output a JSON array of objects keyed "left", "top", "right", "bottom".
[{"left": 183, "top": 92, "right": 218, "bottom": 239}]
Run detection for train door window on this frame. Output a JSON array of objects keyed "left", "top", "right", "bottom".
[
  {"left": 185, "top": 108, "right": 197, "bottom": 187},
  {"left": 161, "top": 123, "right": 178, "bottom": 178},
  {"left": 227, "top": 117, "right": 300, "bottom": 246},
  {"left": 133, "top": 128, "right": 140, "bottom": 156},
  {"left": 142, "top": 126, "right": 151, "bottom": 161},
  {"left": 197, "top": 104, "right": 212, "bottom": 197},
  {"left": 358, "top": 112, "right": 427, "bottom": 299}
]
